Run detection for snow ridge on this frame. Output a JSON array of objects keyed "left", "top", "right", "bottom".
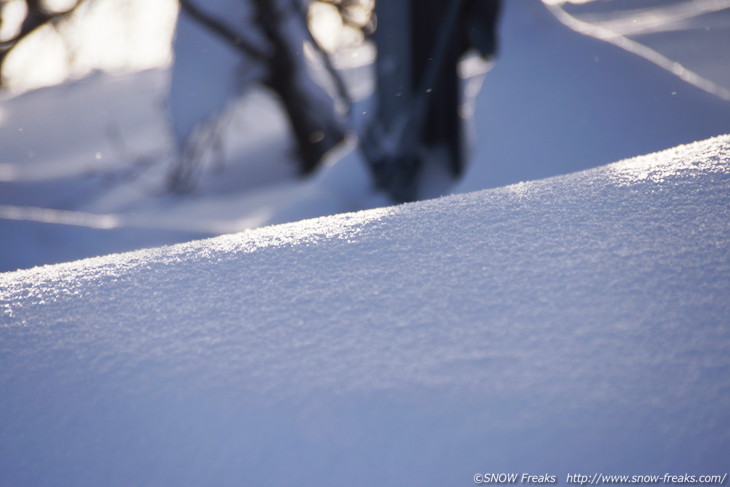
[{"left": 1, "top": 135, "right": 729, "bottom": 486}]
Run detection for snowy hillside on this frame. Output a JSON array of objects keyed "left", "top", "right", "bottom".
[
  {"left": 2, "top": 135, "right": 729, "bottom": 486},
  {"left": 457, "top": 0, "right": 730, "bottom": 192}
]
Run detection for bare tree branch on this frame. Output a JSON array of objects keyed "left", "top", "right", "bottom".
[
  {"left": 169, "top": 0, "right": 350, "bottom": 188},
  {"left": 0, "top": 0, "right": 88, "bottom": 86},
  {"left": 293, "top": 0, "right": 352, "bottom": 116},
  {"left": 177, "top": 0, "right": 269, "bottom": 62}
]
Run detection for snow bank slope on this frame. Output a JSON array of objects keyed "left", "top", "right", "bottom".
[
  {"left": 460, "top": 1, "right": 730, "bottom": 192},
  {"left": 2, "top": 135, "right": 730, "bottom": 486}
]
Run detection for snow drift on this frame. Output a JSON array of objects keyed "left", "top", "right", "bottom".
[
  {"left": 458, "top": 0, "right": 730, "bottom": 192},
  {"left": 1, "top": 134, "right": 729, "bottom": 486}
]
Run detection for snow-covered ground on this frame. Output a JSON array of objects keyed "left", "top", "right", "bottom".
[
  {"left": 1, "top": 2, "right": 730, "bottom": 484},
  {"left": 2, "top": 134, "right": 729, "bottom": 485}
]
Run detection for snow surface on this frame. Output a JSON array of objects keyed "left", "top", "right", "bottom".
[
  {"left": 456, "top": 0, "right": 730, "bottom": 192},
  {"left": 2, "top": 135, "right": 729, "bottom": 486},
  {"left": 1, "top": 4, "right": 730, "bottom": 480}
]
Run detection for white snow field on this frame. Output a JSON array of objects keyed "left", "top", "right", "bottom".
[
  {"left": 456, "top": 0, "right": 730, "bottom": 192},
  {"left": 2, "top": 134, "right": 730, "bottom": 486},
  {"left": 1, "top": 1, "right": 730, "bottom": 483}
]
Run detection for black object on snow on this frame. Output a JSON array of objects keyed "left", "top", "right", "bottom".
[{"left": 363, "top": 0, "right": 501, "bottom": 202}]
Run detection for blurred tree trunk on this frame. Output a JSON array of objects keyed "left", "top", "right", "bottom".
[
  {"left": 172, "top": 0, "right": 345, "bottom": 189},
  {"left": 252, "top": 0, "right": 344, "bottom": 175}
]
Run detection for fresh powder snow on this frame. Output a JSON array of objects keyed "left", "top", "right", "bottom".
[
  {"left": 1, "top": 135, "right": 729, "bottom": 486},
  {"left": 1, "top": 1, "right": 730, "bottom": 485}
]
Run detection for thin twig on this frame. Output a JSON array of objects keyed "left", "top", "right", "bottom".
[
  {"left": 178, "top": 0, "right": 269, "bottom": 62},
  {"left": 0, "top": 0, "right": 88, "bottom": 86},
  {"left": 292, "top": 0, "right": 352, "bottom": 116},
  {"left": 1, "top": 0, "right": 85, "bottom": 57}
]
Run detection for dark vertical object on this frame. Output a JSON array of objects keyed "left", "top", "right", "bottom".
[
  {"left": 364, "top": 0, "right": 501, "bottom": 202},
  {"left": 411, "top": 0, "right": 462, "bottom": 178},
  {"left": 372, "top": 1, "right": 412, "bottom": 138},
  {"left": 252, "top": 0, "right": 345, "bottom": 175}
]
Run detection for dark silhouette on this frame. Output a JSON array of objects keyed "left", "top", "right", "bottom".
[
  {"left": 363, "top": 0, "right": 501, "bottom": 202},
  {"left": 171, "top": 0, "right": 348, "bottom": 190},
  {"left": 251, "top": 0, "right": 345, "bottom": 175}
]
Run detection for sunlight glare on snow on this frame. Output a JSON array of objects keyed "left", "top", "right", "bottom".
[
  {"left": 608, "top": 135, "right": 730, "bottom": 186},
  {"left": 206, "top": 206, "right": 397, "bottom": 255},
  {"left": 0, "top": 205, "right": 121, "bottom": 230},
  {"left": 506, "top": 181, "right": 533, "bottom": 199}
]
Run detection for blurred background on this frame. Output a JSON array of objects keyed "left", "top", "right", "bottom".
[
  {"left": 1, "top": 0, "right": 729, "bottom": 272},
  {"left": 0, "top": 0, "right": 177, "bottom": 92},
  {"left": 2, "top": 0, "right": 727, "bottom": 94}
]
